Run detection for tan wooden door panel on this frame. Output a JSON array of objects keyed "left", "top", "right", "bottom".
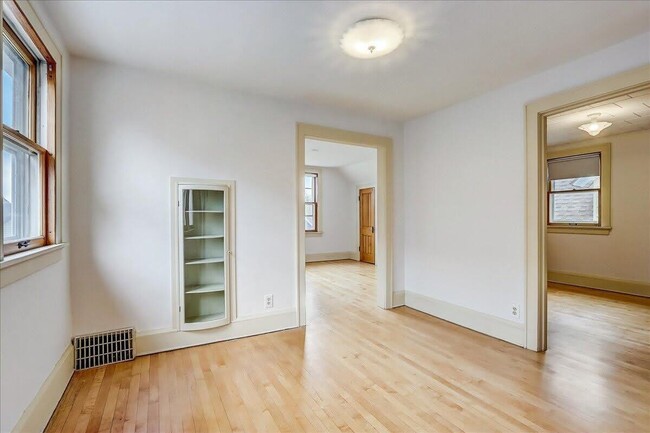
[{"left": 359, "top": 187, "right": 375, "bottom": 264}]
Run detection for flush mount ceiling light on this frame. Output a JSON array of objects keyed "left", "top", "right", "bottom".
[
  {"left": 578, "top": 113, "right": 612, "bottom": 137},
  {"left": 340, "top": 18, "right": 404, "bottom": 59}
]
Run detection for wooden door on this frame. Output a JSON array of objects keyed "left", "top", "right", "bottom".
[{"left": 359, "top": 187, "right": 375, "bottom": 264}]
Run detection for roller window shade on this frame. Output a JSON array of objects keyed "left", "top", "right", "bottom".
[{"left": 548, "top": 153, "right": 600, "bottom": 181}]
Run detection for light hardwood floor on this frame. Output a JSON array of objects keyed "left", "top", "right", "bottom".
[{"left": 46, "top": 261, "right": 650, "bottom": 433}]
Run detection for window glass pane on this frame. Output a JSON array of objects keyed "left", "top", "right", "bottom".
[
  {"left": 3, "top": 138, "right": 41, "bottom": 242},
  {"left": 305, "top": 187, "right": 314, "bottom": 203},
  {"left": 2, "top": 37, "right": 30, "bottom": 134},
  {"left": 304, "top": 175, "right": 313, "bottom": 189},
  {"left": 549, "top": 191, "right": 599, "bottom": 224},
  {"left": 305, "top": 203, "right": 316, "bottom": 230},
  {"left": 305, "top": 215, "right": 315, "bottom": 231},
  {"left": 551, "top": 176, "right": 600, "bottom": 192}
]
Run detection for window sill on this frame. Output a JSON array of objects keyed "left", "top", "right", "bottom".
[
  {"left": 306, "top": 231, "right": 323, "bottom": 237},
  {"left": 547, "top": 226, "right": 611, "bottom": 235},
  {"left": 0, "top": 243, "right": 66, "bottom": 288}
]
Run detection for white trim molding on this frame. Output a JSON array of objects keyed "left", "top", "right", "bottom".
[
  {"left": 305, "top": 252, "right": 357, "bottom": 263},
  {"left": 549, "top": 271, "right": 650, "bottom": 298},
  {"left": 405, "top": 291, "right": 525, "bottom": 347},
  {"left": 11, "top": 345, "right": 74, "bottom": 433},
  {"left": 0, "top": 244, "right": 66, "bottom": 288},
  {"left": 136, "top": 309, "right": 296, "bottom": 356},
  {"left": 392, "top": 290, "right": 405, "bottom": 307}
]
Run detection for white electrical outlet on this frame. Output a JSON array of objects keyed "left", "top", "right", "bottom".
[
  {"left": 511, "top": 304, "right": 521, "bottom": 318},
  {"left": 264, "top": 294, "right": 273, "bottom": 309}
]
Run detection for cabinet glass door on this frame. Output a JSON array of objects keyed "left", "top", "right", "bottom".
[{"left": 179, "top": 187, "right": 229, "bottom": 330}]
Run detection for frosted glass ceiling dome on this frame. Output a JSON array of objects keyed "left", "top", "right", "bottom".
[
  {"left": 340, "top": 18, "right": 404, "bottom": 59},
  {"left": 578, "top": 113, "right": 612, "bottom": 137}
]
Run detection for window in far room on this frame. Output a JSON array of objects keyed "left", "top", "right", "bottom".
[
  {"left": 305, "top": 172, "right": 318, "bottom": 232},
  {"left": 546, "top": 143, "right": 611, "bottom": 234},
  {"left": 548, "top": 153, "right": 601, "bottom": 225}
]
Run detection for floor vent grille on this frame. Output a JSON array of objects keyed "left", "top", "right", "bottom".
[{"left": 73, "top": 327, "right": 135, "bottom": 370}]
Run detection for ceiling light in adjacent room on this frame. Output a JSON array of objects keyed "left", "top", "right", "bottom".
[
  {"left": 578, "top": 113, "right": 612, "bottom": 136},
  {"left": 340, "top": 18, "right": 404, "bottom": 59}
]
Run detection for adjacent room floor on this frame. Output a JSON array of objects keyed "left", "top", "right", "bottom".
[{"left": 46, "top": 261, "right": 649, "bottom": 432}]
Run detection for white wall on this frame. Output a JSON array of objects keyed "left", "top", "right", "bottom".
[
  {"left": 403, "top": 33, "right": 650, "bottom": 327},
  {"left": 0, "top": 3, "right": 72, "bottom": 431},
  {"left": 305, "top": 167, "right": 357, "bottom": 255},
  {"left": 339, "top": 159, "right": 377, "bottom": 186},
  {"left": 68, "top": 57, "right": 402, "bottom": 335},
  {"left": 0, "top": 252, "right": 71, "bottom": 432},
  {"left": 548, "top": 130, "right": 650, "bottom": 283}
]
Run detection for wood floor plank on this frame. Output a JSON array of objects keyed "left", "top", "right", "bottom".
[
  {"left": 109, "top": 361, "right": 134, "bottom": 433},
  {"left": 58, "top": 370, "right": 96, "bottom": 433},
  {"left": 44, "top": 367, "right": 89, "bottom": 433},
  {"left": 46, "top": 261, "right": 650, "bottom": 433},
  {"left": 146, "top": 354, "right": 160, "bottom": 433},
  {"left": 84, "top": 364, "right": 115, "bottom": 433}
]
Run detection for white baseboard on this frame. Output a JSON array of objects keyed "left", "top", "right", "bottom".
[
  {"left": 136, "top": 309, "right": 297, "bottom": 356},
  {"left": 12, "top": 344, "right": 74, "bottom": 433},
  {"left": 548, "top": 271, "right": 650, "bottom": 298},
  {"left": 305, "top": 251, "right": 356, "bottom": 263},
  {"left": 404, "top": 291, "right": 525, "bottom": 347},
  {"left": 392, "top": 290, "right": 405, "bottom": 306}
]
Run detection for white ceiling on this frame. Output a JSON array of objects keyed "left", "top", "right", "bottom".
[
  {"left": 305, "top": 139, "right": 376, "bottom": 167},
  {"left": 547, "top": 88, "right": 650, "bottom": 145},
  {"left": 36, "top": 1, "right": 650, "bottom": 121}
]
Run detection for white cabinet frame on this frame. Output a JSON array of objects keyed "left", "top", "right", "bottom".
[{"left": 170, "top": 178, "right": 237, "bottom": 331}]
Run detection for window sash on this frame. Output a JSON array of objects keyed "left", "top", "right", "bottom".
[
  {"left": 2, "top": 126, "right": 48, "bottom": 254},
  {"left": 547, "top": 189, "right": 601, "bottom": 226},
  {"left": 2, "top": 19, "right": 37, "bottom": 140}
]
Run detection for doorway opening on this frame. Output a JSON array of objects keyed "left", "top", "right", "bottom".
[
  {"left": 296, "top": 124, "right": 394, "bottom": 326},
  {"left": 543, "top": 85, "right": 650, "bottom": 357},
  {"left": 525, "top": 66, "right": 649, "bottom": 351},
  {"left": 302, "top": 139, "right": 377, "bottom": 322}
]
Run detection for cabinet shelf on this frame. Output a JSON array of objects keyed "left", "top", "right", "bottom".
[
  {"left": 184, "top": 235, "right": 224, "bottom": 240},
  {"left": 185, "top": 284, "right": 225, "bottom": 294},
  {"left": 185, "top": 312, "right": 226, "bottom": 323},
  {"left": 185, "top": 257, "right": 225, "bottom": 265}
]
